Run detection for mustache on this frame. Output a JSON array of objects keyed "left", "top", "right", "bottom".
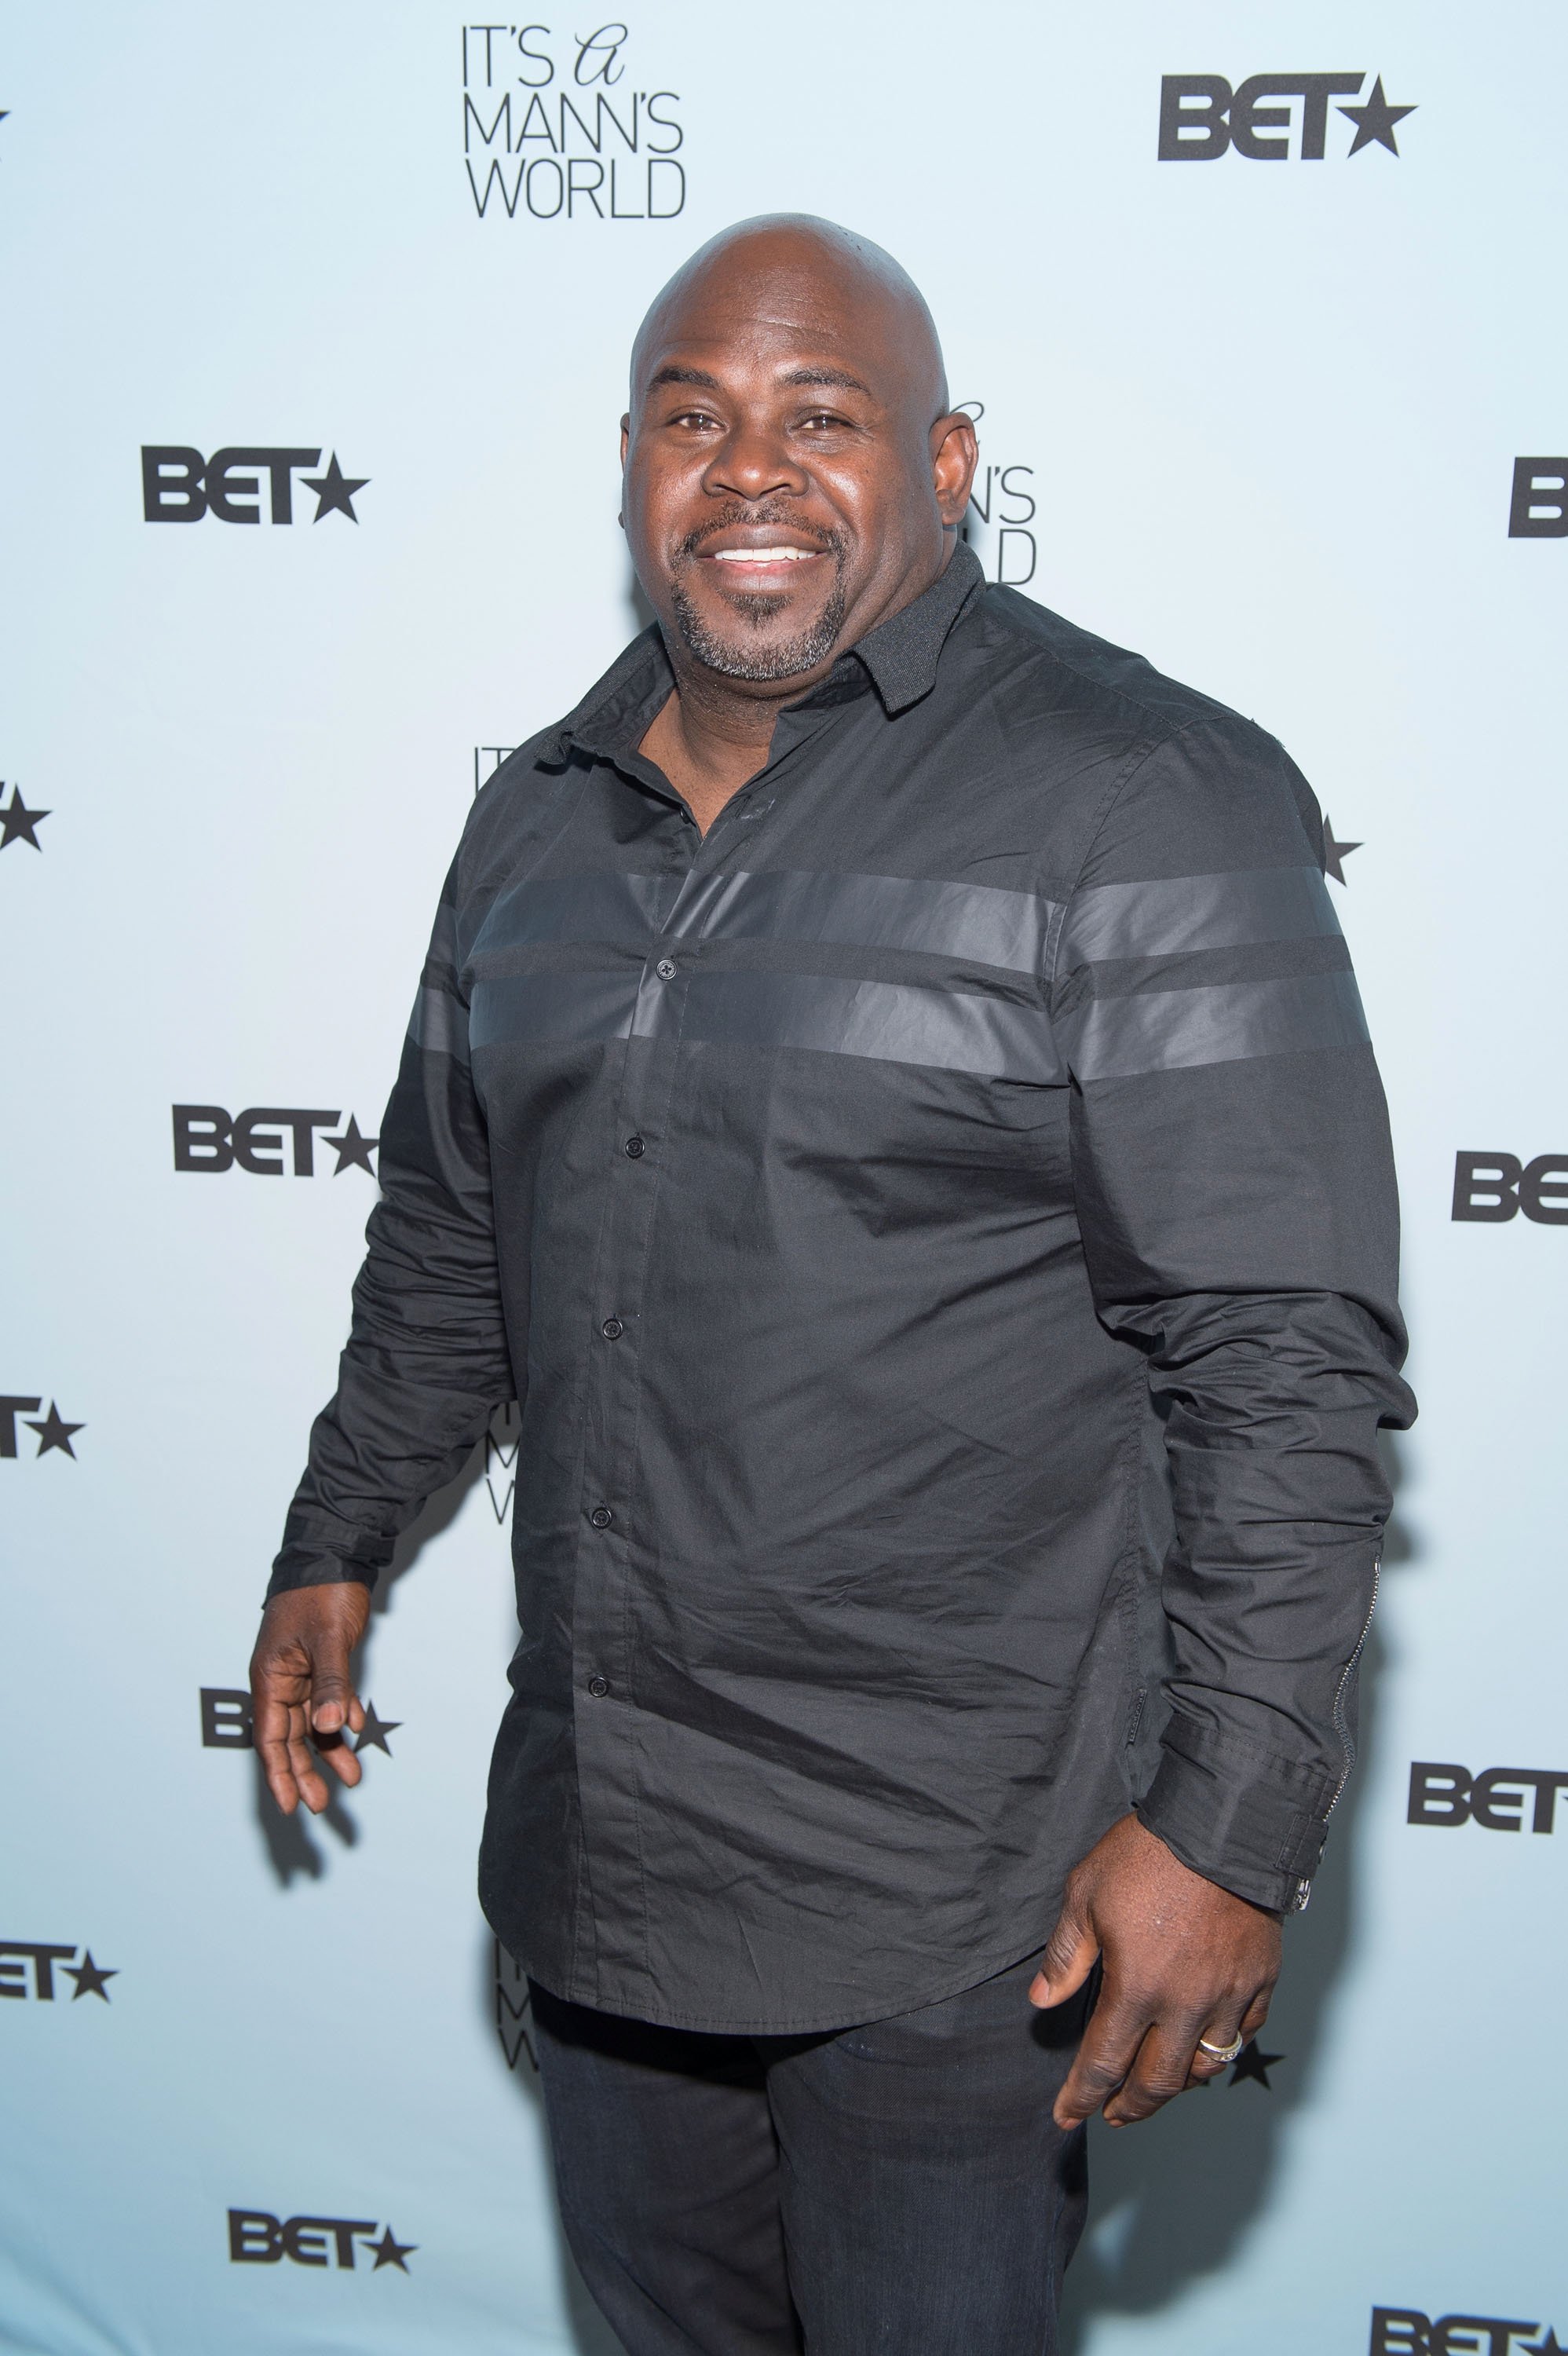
[{"left": 678, "top": 504, "right": 846, "bottom": 562}]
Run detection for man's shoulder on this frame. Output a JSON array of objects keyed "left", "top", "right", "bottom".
[
  {"left": 967, "top": 584, "right": 1268, "bottom": 758},
  {"left": 453, "top": 722, "right": 573, "bottom": 887},
  {"left": 474, "top": 719, "right": 575, "bottom": 811},
  {"left": 456, "top": 625, "right": 667, "bottom": 886},
  {"left": 959, "top": 588, "right": 1320, "bottom": 873}
]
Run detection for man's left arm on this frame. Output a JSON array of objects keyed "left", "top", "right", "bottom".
[{"left": 1033, "top": 713, "right": 1415, "bottom": 2125}]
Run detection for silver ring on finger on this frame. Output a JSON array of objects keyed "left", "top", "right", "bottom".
[{"left": 1196, "top": 2032, "right": 1245, "bottom": 2065}]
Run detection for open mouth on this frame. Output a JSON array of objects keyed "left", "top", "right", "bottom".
[{"left": 700, "top": 542, "right": 827, "bottom": 590}]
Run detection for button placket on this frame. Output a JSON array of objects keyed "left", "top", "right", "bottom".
[{"left": 566, "top": 820, "right": 704, "bottom": 2000}]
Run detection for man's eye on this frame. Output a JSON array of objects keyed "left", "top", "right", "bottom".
[
  {"left": 800, "top": 412, "right": 848, "bottom": 432},
  {"left": 672, "top": 411, "right": 720, "bottom": 430}
]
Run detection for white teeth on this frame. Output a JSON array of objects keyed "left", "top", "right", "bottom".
[{"left": 711, "top": 547, "right": 813, "bottom": 564}]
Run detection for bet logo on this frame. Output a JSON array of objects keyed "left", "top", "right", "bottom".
[
  {"left": 1, "top": 784, "right": 49, "bottom": 852},
  {"left": 1408, "top": 1762, "right": 1568, "bottom": 1835},
  {"left": 1450, "top": 1153, "right": 1568, "bottom": 1224},
  {"left": 1, "top": 1397, "right": 83, "bottom": 1459},
  {"left": 173, "top": 1106, "right": 378, "bottom": 1177},
  {"left": 0, "top": 1943, "right": 117, "bottom": 2001},
  {"left": 1158, "top": 75, "right": 1415, "bottom": 161},
  {"left": 200, "top": 1688, "right": 400, "bottom": 1756},
  {"left": 1371, "top": 2307, "right": 1566, "bottom": 2354},
  {"left": 1508, "top": 460, "right": 1568, "bottom": 539},
  {"left": 141, "top": 448, "right": 367, "bottom": 524},
  {"left": 228, "top": 2211, "right": 415, "bottom": 2272}
]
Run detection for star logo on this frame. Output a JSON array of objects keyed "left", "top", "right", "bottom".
[
  {"left": 353, "top": 1700, "right": 401, "bottom": 1757},
  {"left": 1526, "top": 2332, "right": 1567, "bottom": 2356},
  {"left": 64, "top": 1950, "right": 118, "bottom": 2002},
  {"left": 368, "top": 2225, "right": 416, "bottom": 2271},
  {"left": 324, "top": 1114, "right": 378, "bottom": 1175},
  {"left": 1321, "top": 816, "right": 1361, "bottom": 885},
  {"left": 1, "top": 786, "right": 49, "bottom": 852},
  {"left": 1340, "top": 76, "right": 1416, "bottom": 156},
  {"left": 1229, "top": 2039, "right": 1285, "bottom": 2089},
  {"left": 301, "top": 452, "right": 368, "bottom": 523},
  {"left": 24, "top": 1403, "right": 85, "bottom": 1459}
]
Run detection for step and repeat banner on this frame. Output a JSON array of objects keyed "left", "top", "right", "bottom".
[{"left": 3, "top": 5, "right": 1564, "bottom": 2353}]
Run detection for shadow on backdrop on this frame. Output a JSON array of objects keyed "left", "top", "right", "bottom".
[
  {"left": 1059, "top": 1432, "right": 1421, "bottom": 2350},
  {"left": 482, "top": 1933, "right": 625, "bottom": 2356}
]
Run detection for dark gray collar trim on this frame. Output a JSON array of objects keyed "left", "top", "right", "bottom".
[
  {"left": 851, "top": 540, "right": 985, "bottom": 714},
  {"left": 551, "top": 625, "right": 674, "bottom": 763}
]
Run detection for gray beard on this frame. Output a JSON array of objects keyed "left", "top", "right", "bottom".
[{"left": 667, "top": 572, "right": 849, "bottom": 683}]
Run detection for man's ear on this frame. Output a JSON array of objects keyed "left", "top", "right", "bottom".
[
  {"left": 931, "top": 412, "right": 979, "bottom": 527},
  {"left": 620, "top": 414, "right": 631, "bottom": 466}
]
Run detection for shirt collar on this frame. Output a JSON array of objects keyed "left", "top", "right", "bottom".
[
  {"left": 552, "top": 538, "right": 985, "bottom": 764},
  {"left": 844, "top": 538, "right": 984, "bottom": 714}
]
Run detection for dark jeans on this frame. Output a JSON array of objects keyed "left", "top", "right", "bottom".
[{"left": 529, "top": 1954, "right": 1090, "bottom": 2356}]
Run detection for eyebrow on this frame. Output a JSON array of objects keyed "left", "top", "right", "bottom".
[
  {"left": 778, "top": 365, "right": 872, "bottom": 395},
  {"left": 645, "top": 363, "right": 874, "bottom": 397},
  {"left": 648, "top": 365, "right": 722, "bottom": 390}
]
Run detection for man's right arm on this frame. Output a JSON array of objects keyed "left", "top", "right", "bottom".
[{"left": 251, "top": 857, "right": 514, "bottom": 1814}]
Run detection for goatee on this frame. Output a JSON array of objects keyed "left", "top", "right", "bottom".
[{"left": 667, "top": 575, "right": 850, "bottom": 682}]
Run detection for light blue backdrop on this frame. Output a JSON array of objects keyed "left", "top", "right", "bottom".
[{"left": 3, "top": 5, "right": 1565, "bottom": 2352}]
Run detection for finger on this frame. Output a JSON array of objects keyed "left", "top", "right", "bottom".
[
  {"left": 320, "top": 1730, "right": 364, "bottom": 1790},
  {"left": 1239, "top": 1987, "right": 1274, "bottom": 2039},
  {"left": 1184, "top": 2007, "right": 1249, "bottom": 2079},
  {"left": 258, "top": 1733, "right": 299, "bottom": 1815},
  {"left": 1052, "top": 1988, "right": 1149, "bottom": 2128},
  {"left": 254, "top": 1691, "right": 302, "bottom": 1815},
  {"left": 308, "top": 1639, "right": 359, "bottom": 1738},
  {"left": 1105, "top": 2022, "right": 1206, "bottom": 2127},
  {"left": 1029, "top": 1890, "right": 1100, "bottom": 2010},
  {"left": 1182, "top": 1975, "right": 1277, "bottom": 2086},
  {"left": 286, "top": 1703, "right": 331, "bottom": 1814}
]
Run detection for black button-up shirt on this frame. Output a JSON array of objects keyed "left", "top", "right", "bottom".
[{"left": 272, "top": 543, "right": 1412, "bottom": 2034}]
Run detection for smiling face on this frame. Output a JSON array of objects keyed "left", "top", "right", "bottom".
[{"left": 622, "top": 219, "right": 976, "bottom": 691}]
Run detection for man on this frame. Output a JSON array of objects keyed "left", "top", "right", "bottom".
[{"left": 253, "top": 217, "right": 1413, "bottom": 2353}]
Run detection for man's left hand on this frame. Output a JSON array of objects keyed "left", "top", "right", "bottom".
[{"left": 1030, "top": 1813, "right": 1282, "bottom": 2129}]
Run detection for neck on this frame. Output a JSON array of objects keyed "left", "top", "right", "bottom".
[
  {"left": 638, "top": 655, "right": 813, "bottom": 836},
  {"left": 637, "top": 536, "right": 956, "bottom": 835}
]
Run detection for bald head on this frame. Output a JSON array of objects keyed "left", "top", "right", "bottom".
[
  {"left": 620, "top": 214, "right": 975, "bottom": 695},
  {"left": 630, "top": 215, "right": 950, "bottom": 428}
]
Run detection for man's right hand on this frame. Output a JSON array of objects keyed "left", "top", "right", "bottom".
[{"left": 250, "top": 1583, "right": 372, "bottom": 1816}]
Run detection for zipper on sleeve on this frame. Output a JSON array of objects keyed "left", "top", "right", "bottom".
[{"left": 1325, "top": 1550, "right": 1381, "bottom": 1823}]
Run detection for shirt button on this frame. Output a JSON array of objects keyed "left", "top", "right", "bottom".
[
  {"left": 623, "top": 1135, "right": 645, "bottom": 1158},
  {"left": 587, "top": 1675, "right": 609, "bottom": 1699},
  {"left": 589, "top": 1505, "right": 613, "bottom": 1529},
  {"left": 601, "top": 1316, "right": 624, "bottom": 1340},
  {"left": 656, "top": 958, "right": 677, "bottom": 979}
]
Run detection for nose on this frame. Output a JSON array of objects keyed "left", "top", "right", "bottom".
[{"left": 704, "top": 415, "right": 807, "bottom": 506}]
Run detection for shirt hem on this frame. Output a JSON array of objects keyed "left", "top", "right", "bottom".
[{"left": 520, "top": 1927, "right": 1059, "bottom": 2040}]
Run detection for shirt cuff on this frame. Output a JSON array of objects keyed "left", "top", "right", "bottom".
[
  {"left": 1135, "top": 1710, "right": 1336, "bottom": 1915},
  {"left": 266, "top": 1509, "right": 393, "bottom": 1604}
]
